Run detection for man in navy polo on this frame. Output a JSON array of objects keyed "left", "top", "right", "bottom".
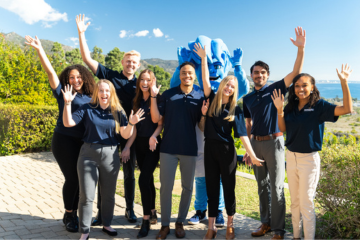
[
  {"left": 77, "top": 14, "right": 139, "bottom": 223},
  {"left": 243, "top": 27, "right": 306, "bottom": 239},
  {"left": 150, "top": 62, "right": 205, "bottom": 239}
]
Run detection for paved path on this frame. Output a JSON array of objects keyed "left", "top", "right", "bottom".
[{"left": 0, "top": 152, "right": 293, "bottom": 239}]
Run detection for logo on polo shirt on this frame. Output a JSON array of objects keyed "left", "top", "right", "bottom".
[
  {"left": 190, "top": 102, "right": 198, "bottom": 105},
  {"left": 304, "top": 109, "right": 314, "bottom": 112},
  {"left": 262, "top": 93, "right": 270, "bottom": 98},
  {"left": 224, "top": 109, "right": 229, "bottom": 113}
]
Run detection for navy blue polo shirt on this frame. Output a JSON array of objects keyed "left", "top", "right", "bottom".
[
  {"left": 284, "top": 99, "right": 338, "bottom": 153},
  {"left": 135, "top": 97, "right": 158, "bottom": 138},
  {"left": 72, "top": 103, "right": 128, "bottom": 145},
  {"left": 96, "top": 63, "right": 137, "bottom": 117},
  {"left": 205, "top": 91, "right": 247, "bottom": 143},
  {"left": 53, "top": 83, "right": 92, "bottom": 138},
  {"left": 243, "top": 79, "right": 287, "bottom": 136},
  {"left": 158, "top": 85, "right": 205, "bottom": 156}
]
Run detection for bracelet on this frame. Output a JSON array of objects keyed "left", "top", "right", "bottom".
[
  {"left": 278, "top": 113, "right": 284, "bottom": 116},
  {"left": 65, "top": 102, "right": 71, "bottom": 105},
  {"left": 151, "top": 95, "right": 157, "bottom": 98},
  {"left": 202, "top": 114, "right": 207, "bottom": 117},
  {"left": 128, "top": 121, "right": 134, "bottom": 126}
]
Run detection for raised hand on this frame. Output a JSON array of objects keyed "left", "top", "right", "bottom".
[
  {"left": 201, "top": 99, "right": 210, "bottom": 116},
  {"left": 61, "top": 85, "right": 77, "bottom": 104},
  {"left": 76, "top": 14, "right": 90, "bottom": 33},
  {"left": 149, "top": 136, "right": 158, "bottom": 152},
  {"left": 230, "top": 48, "right": 243, "bottom": 67},
  {"left": 150, "top": 79, "right": 161, "bottom": 97},
  {"left": 25, "top": 35, "right": 42, "bottom": 50},
  {"left": 193, "top": 43, "right": 207, "bottom": 59},
  {"left": 271, "top": 89, "right": 284, "bottom": 112},
  {"left": 129, "top": 109, "right": 145, "bottom": 125},
  {"left": 290, "top": 26, "right": 306, "bottom": 48},
  {"left": 336, "top": 64, "right": 353, "bottom": 82}
]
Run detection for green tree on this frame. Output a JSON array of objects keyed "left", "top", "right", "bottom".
[
  {"left": 147, "top": 64, "right": 171, "bottom": 94},
  {"left": 51, "top": 42, "right": 66, "bottom": 74},
  {"left": 65, "top": 48, "right": 83, "bottom": 65},
  {"left": 92, "top": 46, "right": 105, "bottom": 65},
  {"left": 105, "top": 47, "right": 124, "bottom": 72}
]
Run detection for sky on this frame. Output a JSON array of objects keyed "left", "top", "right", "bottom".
[{"left": 0, "top": 0, "right": 360, "bottom": 81}]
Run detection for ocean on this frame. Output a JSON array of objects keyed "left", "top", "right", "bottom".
[{"left": 317, "top": 83, "right": 360, "bottom": 99}]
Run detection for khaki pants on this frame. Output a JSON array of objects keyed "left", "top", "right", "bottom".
[{"left": 286, "top": 150, "right": 320, "bottom": 240}]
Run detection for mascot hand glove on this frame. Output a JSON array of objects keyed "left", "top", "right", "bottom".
[{"left": 230, "top": 48, "right": 243, "bottom": 67}]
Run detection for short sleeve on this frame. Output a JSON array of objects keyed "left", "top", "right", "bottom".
[
  {"left": 233, "top": 106, "right": 247, "bottom": 138},
  {"left": 318, "top": 99, "right": 339, "bottom": 123},
  {"left": 119, "top": 111, "right": 128, "bottom": 126},
  {"left": 243, "top": 102, "right": 250, "bottom": 118},
  {"left": 96, "top": 63, "right": 122, "bottom": 86},
  {"left": 72, "top": 104, "right": 88, "bottom": 125},
  {"left": 158, "top": 94, "right": 166, "bottom": 116},
  {"left": 52, "top": 83, "right": 62, "bottom": 99},
  {"left": 270, "top": 79, "right": 288, "bottom": 95}
]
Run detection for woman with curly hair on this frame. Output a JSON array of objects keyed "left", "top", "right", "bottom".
[
  {"left": 271, "top": 65, "right": 353, "bottom": 239},
  {"left": 62, "top": 79, "right": 144, "bottom": 240},
  {"left": 25, "top": 35, "right": 95, "bottom": 233}
]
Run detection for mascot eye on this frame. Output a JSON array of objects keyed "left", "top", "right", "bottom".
[{"left": 214, "top": 65, "right": 222, "bottom": 69}]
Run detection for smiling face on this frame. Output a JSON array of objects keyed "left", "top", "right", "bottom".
[
  {"left": 139, "top": 72, "right": 152, "bottom": 93},
  {"left": 294, "top": 76, "right": 314, "bottom": 101},
  {"left": 69, "top": 69, "right": 83, "bottom": 93},
  {"left": 251, "top": 66, "right": 269, "bottom": 89},
  {"left": 121, "top": 55, "right": 140, "bottom": 76},
  {"left": 222, "top": 79, "right": 236, "bottom": 98},
  {"left": 180, "top": 64, "right": 196, "bottom": 87},
  {"left": 97, "top": 82, "right": 111, "bottom": 108}
]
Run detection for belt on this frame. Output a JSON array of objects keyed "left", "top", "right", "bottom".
[{"left": 253, "top": 132, "right": 283, "bottom": 141}]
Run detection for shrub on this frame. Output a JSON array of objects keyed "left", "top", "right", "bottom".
[
  {"left": 316, "top": 145, "right": 360, "bottom": 238},
  {"left": 0, "top": 104, "right": 57, "bottom": 155}
]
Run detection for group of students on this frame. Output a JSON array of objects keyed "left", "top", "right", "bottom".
[{"left": 25, "top": 16, "right": 353, "bottom": 240}]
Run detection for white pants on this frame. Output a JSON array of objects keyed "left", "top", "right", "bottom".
[{"left": 286, "top": 150, "right": 320, "bottom": 240}]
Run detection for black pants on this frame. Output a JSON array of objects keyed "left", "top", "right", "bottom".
[
  {"left": 51, "top": 131, "right": 83, "bottom": 211},
  {"left": 97, "top": 137, "right": 136, "bottom": 210},
  {"left": 135, "top": 136, "right": 161, "bottom": 215},
  {"left": 204, "top": 139, "right": 237, "bottom": 217}
]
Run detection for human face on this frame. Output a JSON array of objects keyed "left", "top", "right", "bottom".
[
  {"left": 294, "top": 76, "right": 314, "bottom": 101},
  {"left": 251, "top": 66, "right": 269, "bottom": 89},
  {"left": 69, "top": 69, "right": 83, "bottom": 93},
  {"left": 121, "top": 55, "right": 140, "bottom": 76},
  {"left": 180, "top": 65, "right": 195, "bottom": 87},
  {"left": 222, "top": 79, "right": 236, "bottom": 98},
  {"left": 139, "top": 72, "right": 152, "bottom": 93},
  {"left": 98, "top": 82, "right": 111, "bottom": 108}
]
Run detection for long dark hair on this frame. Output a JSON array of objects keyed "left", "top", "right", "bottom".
[
  {"left": 133, "top": 69, "right": 156, "bottom": 112},
  {"left": 58, "top": 64, "right": 95, "bottom": 96},
  {"left": 284, "top": 73, "right": 320, "bottom": 112}
]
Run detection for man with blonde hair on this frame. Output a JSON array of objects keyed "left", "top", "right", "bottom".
[{"left": 76, "top": 14, "right": 140, "bottom": 224}]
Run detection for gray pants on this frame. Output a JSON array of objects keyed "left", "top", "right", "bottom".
[
  {"left": 251, "top": 136, "right": 286, "bottom": 235},
  {"left": 160, "top": 153, "right": 196, "bottom": 226},
  {"left": 77, "top": 143, "right": 120, "bottom": 233}
]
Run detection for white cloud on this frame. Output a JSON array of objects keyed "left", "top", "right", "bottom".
[
  {"left": 119, "top": 30, "right": 127, "bottom": 38},
  {"left": 166, "top": 38, "right": 174, "bottom": 41},
  {"left": 134, "top": 30, "right": 149, "bottom": 37},
  {"left": 0, "top": 0, "right": 68, "bottom": 26},
  {"left": 84, "top": 16, "right": 91, "bottom": 22},
  {"left": 165, "top": 35, "right": 169, "bottom": 38},
  {"left": 153, "top": 28, "right": 164, "bottom": 37},
  {"left": 66, "top": 37, "right": 79, "bottom": 47},
  {"left": 94, "top": 26, "right": 102, "bottom": 31}
]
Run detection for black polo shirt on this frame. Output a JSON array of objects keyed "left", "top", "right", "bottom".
[
  {"left": 53, "top": 83, "right": 92, "bottom": 138},
  {"left": 95, "top": 63, "right": 136, "bottom": 117},
  {"left": 72, "top": 103, "right": 128, "bottom": 145},
  {"left": 243, "top": 79, "right": 287, "bottom": 136},
  {"left": 205, "top": 91, "right": 247, "bottom": 143},
  {"left": 284, "top": 99, "right": 338, "bottom": 153},
  {"left": 135, "top": 98, "right": 158, "bottom": 138},
  {"left": 158, "top": 85, "right": 205, "bottom": 156}
]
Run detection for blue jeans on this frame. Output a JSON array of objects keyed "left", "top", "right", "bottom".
[{"left": 194, "top": 177, "right": 225, "bottom": 211}]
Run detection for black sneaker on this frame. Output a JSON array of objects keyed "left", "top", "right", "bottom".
[
  {"left": 63, "top": 211, "right": 78, "bottom": 232},
  {"left": 188, "top": 210, "right": 207, "bottom": 225},
  {"left": 150, "top": 210, "right": 158, "bottom": 224},
  {"left": 125, "top": 208, "right": 137, "bottom": 223}
]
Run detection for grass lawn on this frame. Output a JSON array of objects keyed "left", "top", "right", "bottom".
[{"left": 116, "top": 166, "right": 294, "bottom": 232}]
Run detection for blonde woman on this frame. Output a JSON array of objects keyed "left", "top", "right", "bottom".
[
  {"left": 196, "top": 43, "right": 263, "bottom": 239},
  {"left": 62, "top": 80, "right": 145, "bottom": 240}
]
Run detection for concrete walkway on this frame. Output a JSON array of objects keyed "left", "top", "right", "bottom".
[{"left": 0, "top": 152, "right": 293, "bottom": 239}]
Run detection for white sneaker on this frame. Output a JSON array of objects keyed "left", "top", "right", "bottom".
[{"left": 188, "top": 210, "right": 207, "bottom": 225}]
